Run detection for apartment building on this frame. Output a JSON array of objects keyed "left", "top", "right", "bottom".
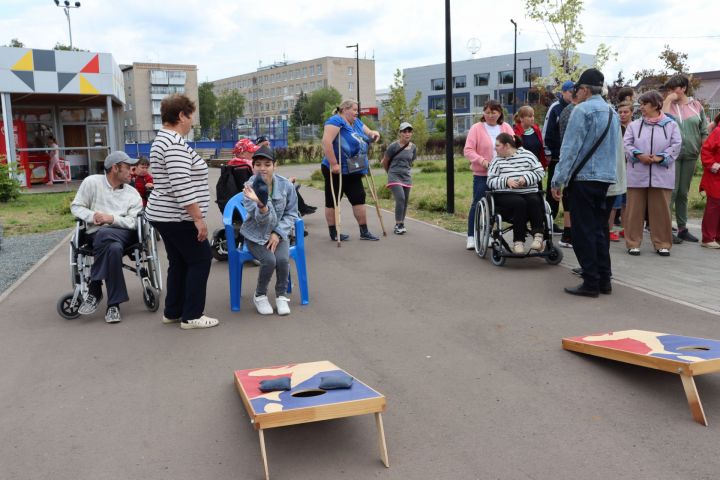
[
  {"left": 121, "top": 62, "right": 199, "bottom": 142},
  {"left": 403, "top": 49, "right": 595, "bottom": 131},
  {"left": 212, "top": 56, "right": 376, "bottom": 129}
]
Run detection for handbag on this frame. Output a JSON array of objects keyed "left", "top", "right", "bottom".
[{"left": 337, "top": 128, "right": 368, "bottom": 174}]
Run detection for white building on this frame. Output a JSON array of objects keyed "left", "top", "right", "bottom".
[{"left": 403, "top": 49, "right": 595, "bottom": 132}]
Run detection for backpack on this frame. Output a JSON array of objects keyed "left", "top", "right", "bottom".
[{"left": 216, "top": 163, "right": 253, "bottom": 214}]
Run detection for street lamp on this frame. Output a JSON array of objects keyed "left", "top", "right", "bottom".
[
  {"left": 346, "top": 43, "right": 360, "bottom": 112},
  {"left": 54, "top": 0, "right": 81, "bottom": 49},
  {"left": 519, "top": 57, "right": 532, "bottom": 103},
  {"left": 510, "top": 19, "right": 517, "bottom": 114}
]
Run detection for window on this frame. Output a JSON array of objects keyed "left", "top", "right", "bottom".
[
  {"left": 474, "top": 73, "right": 490, "bottom": 87},
  {"left": 347, "top": 66, "right": 353, "bottom": 76},
  {"left": 454, "top": 76, "right": 466, "bottom": 89},
  {"left": 348, "top": 82, "right": 354, "bottom": 92},
  {"left": 454, "top": 95, "right": 467, "bottom": 109},
  {"left": 150, "top": 70, "right": 168, "bottom": 85},
  {"left": 317, "top": 64, "right": 323, "bottom": 75},
  {"left": 302, "top": 67, "right": 307, "bottom": 77},
  {"left": 309, "top": 65, "right": 314, "bottom": 76},
  {"left": 428, "top": 96, "right": 445, "bottom": 112},
  {"left": 523, "top": 67, "right": 542, "bottom": 83},
  {"left": 431, "top": 78, "right": 444, "bottom": 91},
  {"left": 474, "top": 94, "right": 490, "bottom": 108},
  {"left": 498, "top": 70, "right": 514, "bottom": 85},
  {"left": 500, "top": 92, "right": 514, "bottom": 105},
  {"left": 168, "top": 71, "right": 186, "bottom": 85}
]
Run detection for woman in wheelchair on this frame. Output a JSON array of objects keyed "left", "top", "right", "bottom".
[{"left": 486, "top": 133, "right": 546, "bottom": 254}]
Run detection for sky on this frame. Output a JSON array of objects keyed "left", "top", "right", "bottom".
[{"left": 2, "top": 0, "right": 720, "bottom": 92}]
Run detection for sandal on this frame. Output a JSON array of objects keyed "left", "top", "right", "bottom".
[
  {"left": 656, "top": 248, "right": 670, "bottom": 257},
  {"left": 627, "top": 248, "right": 640, "bottom": 256}
]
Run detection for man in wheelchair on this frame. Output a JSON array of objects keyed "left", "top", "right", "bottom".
[
  {"left": 70, "top": 151, "right": 143, "bottom": 323},
  {"left": 487, "top": 133, "right": 546, "bottom": 254}
]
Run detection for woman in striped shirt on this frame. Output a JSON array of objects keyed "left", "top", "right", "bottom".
[
  {"left": 145, "top": 94, "right": 218, "bottom": 330},
  {"left": 487, "top": 133, "right": 546, "bottom": 254}
]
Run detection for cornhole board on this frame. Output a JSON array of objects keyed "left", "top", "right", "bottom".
[
  {"left": 234, "top": 360, "right": 388, "bottom": 480},
  {"left": 563, "top": 330, "right": 720, "bottom": 426}
]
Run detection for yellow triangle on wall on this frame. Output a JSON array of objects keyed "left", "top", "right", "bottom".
[
  {"left": 79, "top": 74, "right": 99, "bottom": 94},
  {"left": 12, "top": 51, "right": 34, "bottom": 71}
]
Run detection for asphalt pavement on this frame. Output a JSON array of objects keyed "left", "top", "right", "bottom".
[{"left": 1, "top": 164, "right": 719, "bottom": 480}]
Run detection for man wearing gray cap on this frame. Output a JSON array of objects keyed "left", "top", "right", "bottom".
[{"left": 70, "top": 151, "right": 143, "bottom": 323}]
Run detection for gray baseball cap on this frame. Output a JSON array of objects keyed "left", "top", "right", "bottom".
[
  {"left": 104, "top": 151, "right": 138, "bottom": 170},
  {"left": 399, "top": 122, "right": 413, "bottom": 131}
]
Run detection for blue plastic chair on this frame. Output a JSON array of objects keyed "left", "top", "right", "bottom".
[{"left": 223, "top": 192, "right": 309, "bottom": 311}]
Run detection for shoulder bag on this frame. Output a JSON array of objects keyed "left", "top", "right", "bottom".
[{"left": 567, "top": 108, "right": 613, "bottom": 186}]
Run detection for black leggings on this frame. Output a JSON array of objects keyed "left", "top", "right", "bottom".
[{"left": 493, "top": 192, "right": 545, "bottom": 242}]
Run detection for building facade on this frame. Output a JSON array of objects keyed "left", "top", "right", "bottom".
[
  {"left": 212, "top": 56, "right": 376, "bottom": 134},
  {"left": 403, "top": 49, "right": 595, "bottom": 132},
  {"left": 121, "top": 62, "right": 199, "bottom": 143}
]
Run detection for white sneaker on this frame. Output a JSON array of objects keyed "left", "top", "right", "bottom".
[
  {"left": 466, "top": 236, "right": 475, "bottom": 250},
  {"left": 530, "top": 233, "right": 544, "bottom": 251},
  {"left": 253, "top": 294, "right": 274, "bottom": 315},
  {"left": 162, "top": 315, "right": 180, "bottom": 324},
  {"left": 275, "top": 296, "right": 291, "bottom": 316},
  {"left": 180, "top": 315, "right": 219, "bottom": 329},
  {"left": 701, "top": 241, "right": 720, "bottom": 249}
]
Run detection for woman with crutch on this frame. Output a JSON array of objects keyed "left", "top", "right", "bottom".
[{"left": 320, "top": 99, "right": 381, "bottom": 242}]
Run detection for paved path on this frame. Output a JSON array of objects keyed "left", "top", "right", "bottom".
[{"left": 1, "top": 164, "right": 720, "bottom": 480}]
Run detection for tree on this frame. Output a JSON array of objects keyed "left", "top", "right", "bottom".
[
  {"left": 525, "top": 0, "right": 615, "bottom": 87},
  {"left": 289, "top": 91, "right": 309, "bottom": 142},
  {"left": 3, "top": 38, "right": 24, "bottom": 48},
  {"left": 217, "top": 89, "right": 245, "bottom": 132},
  {"left": 633, "top": 45, "right": 700, "bottom": 93},
  {"left": 198, "top": 82, "right": 218, "bottom": 138},
  {"left": 304, "top": 87, "right": 342, "bottom": 125},
  {"left": 380, "top": 69, "right": 428, "bottom": 152},
  {"left": 53, "top": 42, "right": 88, "bottom": 51}
]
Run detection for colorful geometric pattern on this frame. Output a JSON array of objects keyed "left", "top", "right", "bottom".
[
  {"left": 235, "top": 361, "right": 383, "bottom": 415},
  {"left": 0, "top": 47, "right": 124, "bottom": 102},
  {"left": 565, "top": 330, "right": 720, "bottom": 363}
]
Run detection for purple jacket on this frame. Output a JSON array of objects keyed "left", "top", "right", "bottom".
[{"left": 623, "top": 115, "right": 681, "bottom": 189}]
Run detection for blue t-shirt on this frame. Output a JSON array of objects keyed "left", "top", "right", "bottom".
[{"left": 321, "top": 114, "right": 369, "bottom": 175}]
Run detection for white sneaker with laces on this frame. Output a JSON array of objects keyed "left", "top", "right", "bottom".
[
  {"left": 513, "top": 241, "right": 525, "bottom": 254},
  {"left": 162, "top": 316, "right": 180, "bottom": 324},
  {"left": 276, "top": 296, "right": 291, "bottom": 316},
  {"left": 530, "top": 233, "right": 544, "bottom": 251},
  {"left": 466, "top": 236, "right": 475, "bottom": 250},
  {"left": 180, "top": 315, "right": 219, "bottom": 329},
  {"left": 253, "top": 294, "right": 274, "bottom": 315},
  {"left": 105, "top": 306, "right": 121, "bottom": 324}
]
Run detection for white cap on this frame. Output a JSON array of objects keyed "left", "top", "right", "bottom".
[{"left": 399, "top": 122, "right": 413, "bottom": 131}]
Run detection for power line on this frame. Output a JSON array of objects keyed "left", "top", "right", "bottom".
[{"left": 523, "top": 29, "right": 720, "bottom": 40}]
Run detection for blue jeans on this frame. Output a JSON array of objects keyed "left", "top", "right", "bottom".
[{"left": 467, "top": 175, "right": 488, "bottom": 237}]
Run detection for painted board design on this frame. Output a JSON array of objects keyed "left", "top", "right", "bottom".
[
  {"left": 565, "top": 330, "right": 720, "bottom": 363},
  {"left": 235, "top": 360, "right": 382, "bottom": 415}
]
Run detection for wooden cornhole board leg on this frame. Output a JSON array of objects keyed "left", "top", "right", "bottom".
[
  {"left": 258, "top": 429, "right": 269, "bottom": 480},
  {"left": 680, "top": 374, "right": 708, "bottom": 426},
  {"left": 375, "top": 412, "right": 390, "bottom": 467}
]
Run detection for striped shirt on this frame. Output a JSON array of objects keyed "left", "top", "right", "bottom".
[
  {"left": 145, "top": 129, "right": 210, "bottom": 222},
  {"left": 487, "top": 147, "right": 545, "bottom": 194}
]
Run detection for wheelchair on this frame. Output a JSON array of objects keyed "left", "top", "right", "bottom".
[
  {"left": 473, "top": 190, "right": 563, "bottom": 267},
  {"left": 56, "top": 214, "right": 163, "bottom": 319}
]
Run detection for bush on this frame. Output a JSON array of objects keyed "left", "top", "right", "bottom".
[
  {"left": 0, "top": 161, "right": 22, "bottom": 203},
  {"left": 377, "top": 184, "right": 392, "bottom": 199},
  {"left": 310, "top": 169, "right": 324, "bottom": 182},
  {"left": 690, "top": 194, "right": 706, "bottom": 212},
  {"left": 420, "top": 163, "right": 445, "bottom": 174}
]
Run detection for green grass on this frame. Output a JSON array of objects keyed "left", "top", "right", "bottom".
[
  {"left": 0, "top": 192, "right": 76, "bottom": 236},
  {"left": 301, "top": 159, "right": 708, "bottom": 233}
]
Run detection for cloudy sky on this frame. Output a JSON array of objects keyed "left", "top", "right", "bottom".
[{"left": 3, "top": 0, "right": 719, "bottom": 90}]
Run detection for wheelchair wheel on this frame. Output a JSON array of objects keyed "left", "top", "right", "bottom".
[
  {"left": 545, "top": 246, "right": 564, "bottom": 265},
  {"left": 490, "top": 246, "right": 506, "bottom": 267},
  {"left": 473, "top": 198, "right": 490, "bottom": 258},
  {"left": 57, "top": 292, "right": 80, "bottom": 319},
  {"left": 143, "top": 286, "right": 161, "bottom": 312},
  {"left": 145, "top": 225, "right": 163, "bottom": 291},
  {"left": 210, "top": 228, "right": 228, "bottom": 261}
]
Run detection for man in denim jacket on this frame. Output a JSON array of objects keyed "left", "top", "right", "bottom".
[{"left": 551, "top": 68, "right": 620, "bottom": 297}]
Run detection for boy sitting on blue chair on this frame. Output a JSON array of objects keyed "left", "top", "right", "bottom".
[{"left": 241, "top": 146, "right": 299, "bottom": 316}]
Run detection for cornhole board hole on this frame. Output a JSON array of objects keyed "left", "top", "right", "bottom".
[
  {"left": 234, "top": 360, "right": 388, "bottom": 480},
  {"left": 563, "top": 329, "right": 720, "bottom": 426}
]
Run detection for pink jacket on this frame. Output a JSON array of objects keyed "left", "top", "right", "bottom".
[{"left": 464, "top": 121, "right": 514, "bottom": 176}]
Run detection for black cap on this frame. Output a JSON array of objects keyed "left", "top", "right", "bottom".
[
  {"left": 576, "top": 68, "right": 604, "bottom": 87},
  {"left": 252, "top": 145, "right": 275, "bottom": 162},
  {"left": 254, "top": 135, "right": 269, "bottom": 144}
]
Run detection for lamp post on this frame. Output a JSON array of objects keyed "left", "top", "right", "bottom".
[
  {"left": 346, "top": 43, "right": 360, "bottom": 112},
  {"left": 54, "top": 0, "right": 81, "bottom": 49},
  {"left": 445, "top": 0, "right": 454, "bottom": 214},
  {"left": 510, "top": 19, "right": 517, "bottom": 114},
  {"left": 519, "top": 57, "right": 532, "bottom": 103}
]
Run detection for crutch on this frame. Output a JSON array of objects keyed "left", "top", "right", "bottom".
[
  {"left": 365, "top": 164, "right": 387, "bottom": 236},
  {"left": 328, "top": 135, "right": 343, "bottom": 247}
]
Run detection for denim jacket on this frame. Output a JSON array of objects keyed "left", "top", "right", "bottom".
[
  {"left": 239, "top": 174, "right": 298, "bottom": 244},
  {"left": 552, "top": 95, "right": 620, "bottom": 189}
]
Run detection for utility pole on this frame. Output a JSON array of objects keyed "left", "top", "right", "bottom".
[{"left": 510, "top": 19, "right": 517, "bottom": 114}]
